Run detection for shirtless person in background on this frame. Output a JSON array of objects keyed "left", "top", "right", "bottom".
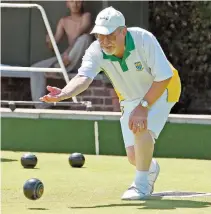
[
  {"left": 30, "top": 0, "right": 93, "bottom": 108},
  {"left": 46, "top": 0, "right": 92, "bottom": 66}
]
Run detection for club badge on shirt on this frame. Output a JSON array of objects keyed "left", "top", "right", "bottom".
[{"left": 134, "top": 61, "right": 144, "bottom": 71}]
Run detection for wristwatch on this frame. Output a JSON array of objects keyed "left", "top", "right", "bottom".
[{"left": 140, "top": 99, "right": 149, "bottom": 109}]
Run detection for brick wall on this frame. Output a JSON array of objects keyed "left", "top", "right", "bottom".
[
  {"left": 0, "top": 76, "right": 121, "bottom": 112},
  {"left": 1, "top": 77, "right": 31, "bottom": 101}
]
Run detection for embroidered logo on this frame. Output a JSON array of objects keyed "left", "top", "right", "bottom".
[
  {"left": 99, "top": 16, "right": 109, "bottom": 21},
  {"left": 134, "top": 61, "right": 144, "bottom": 71}
]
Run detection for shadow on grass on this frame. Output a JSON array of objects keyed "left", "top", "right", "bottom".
[
  {"left": 1, "top": 158, "right": 17, "bottom": 162},
  {"left": 21, "top": 167, "right": 40, "bottom": 170},
  {"left": 69, "top": 197, "right": 211, "bottom": 210},
  {"left": 70, "top": 167, "right": 87, "bottom": 169},
  {"left": 28, "top": 208, "right": 49, "bottom": 210}
]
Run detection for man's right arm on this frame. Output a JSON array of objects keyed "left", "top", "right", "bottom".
[
  {"left": 40, "top": 42, "right": 101, "bottom": 103},
  {"left": 60, "top": 74, "right": 93, "bottom": 100},
  {"left": 40, "top": 74, "right": 93, "bottom": 103}
]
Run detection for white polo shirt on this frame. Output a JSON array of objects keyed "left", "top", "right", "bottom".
[{"left": 78, "top": 27, "right": 181, "bottom": 102}]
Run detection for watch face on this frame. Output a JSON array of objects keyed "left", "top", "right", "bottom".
[{"left": 142, "top": 101, "right": 148, "bottom": 107}]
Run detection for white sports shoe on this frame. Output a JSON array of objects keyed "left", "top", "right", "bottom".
[
  {"left": 121, "top": 185, "right": 150, "bottom": 200},
  {"left": 148, "top": 159, "right": 160, "bottom": 194},
  {"left": 123, "top": 159, "right": 160, "bottom": 200}
]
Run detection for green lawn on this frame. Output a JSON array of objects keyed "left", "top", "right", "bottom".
[{"left": 1, "top": 151, "right": 211, "bottom": 214}]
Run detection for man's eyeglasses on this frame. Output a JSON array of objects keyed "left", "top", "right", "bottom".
[
  {"left": 95, "top": 28, "right": 122, "bottom": 42},
  {"left": 95, "top": 33, "right": 116, "bottom": 42}
]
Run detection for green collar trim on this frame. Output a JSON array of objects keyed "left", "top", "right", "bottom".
[{"left": 103, "top": 31, "right": 135, "bottom": 72}]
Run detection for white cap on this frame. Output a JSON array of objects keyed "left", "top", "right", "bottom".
[{"left": 90, "top": 6, "right": 125, "bottom": 35}]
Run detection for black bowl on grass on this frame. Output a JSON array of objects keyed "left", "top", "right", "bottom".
[
  {"left": 23, "top": 178, "right": 44, "bottom": 200},
  {"left": 21, "top": 153, "right": 37, "bottom": 168},
  {"left": 69, "top": 153, "right": 85, "bottom": 168}
]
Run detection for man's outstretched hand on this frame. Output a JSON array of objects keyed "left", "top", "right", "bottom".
[{"left": 40, "top": 85, "right": 66, "bottom": 103}]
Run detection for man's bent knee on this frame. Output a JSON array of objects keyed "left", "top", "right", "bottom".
[{"left": 134, "top": 129, "right": 155, "bottom": 144}]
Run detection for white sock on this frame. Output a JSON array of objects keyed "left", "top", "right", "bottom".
[{"left": 134, "top": 170, "right": 149, "bottom": 193}]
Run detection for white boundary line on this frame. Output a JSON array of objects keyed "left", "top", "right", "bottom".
[{"left": 151, "top": 191, "right": 211, "bottom": 198}]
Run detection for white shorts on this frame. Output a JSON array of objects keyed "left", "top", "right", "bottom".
[{"left": 120, "top": 90, "right": 175, "bottom": 148}]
